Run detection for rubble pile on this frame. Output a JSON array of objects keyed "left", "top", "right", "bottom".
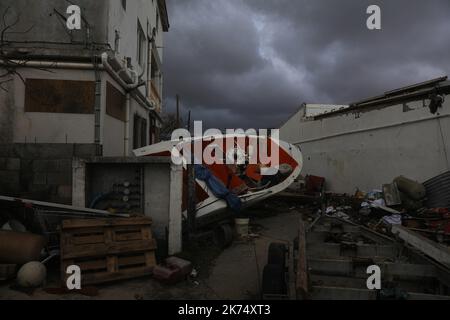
[{"left": 320, "top": 173, "right": 450, "bottom": 245}]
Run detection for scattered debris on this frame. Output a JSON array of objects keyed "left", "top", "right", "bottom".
[
  {"left": 298, "top": 217, "right": 450, "bottom": 300},
  {"left": 44, "top": 286, "right": 99, "bottom": 297},
  {"left": 190, "top": 268, "right": 198, "bottom": 279},
  {"left": 392, "top": 225, "right": 450, "bottom": 268}
]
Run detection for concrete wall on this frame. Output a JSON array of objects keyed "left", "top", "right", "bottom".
[
  {"left": 0, "top": 0, "right": 166, "bottom": 156},
  {"left": 0, "top": 67, "right": 153, "bottom": 157},
  {"left": 0, "top": 0, "right": 109, "bottom": 47},
  {"left": 72, "top": 158, "right": 183, "bottom": 255},
  {"left": 144, "top": 163, "right": 183, "bottom": 255},
  {"left": 102, "top": 73, "right": 127, "bottom": 157},
  {"left": 0, "top": 143, "right": 97, "bottom": 204},
  {"left": 107, "top": 0, "right": 165, "bottom": 70},
  {"left": 280, "top": 98, "right": 450, "bottom": 193},
  {"left": 2, "top": 68, "right": 96, "bottom": 145}
]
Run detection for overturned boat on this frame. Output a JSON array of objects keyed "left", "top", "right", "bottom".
[{"left": 134, "top": 134, "right": 303, "bottom": 222}]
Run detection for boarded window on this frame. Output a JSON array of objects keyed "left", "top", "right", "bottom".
[
  {"left": 25, "top": 79, "right": 95, "bottom": 114},
  {"left": 106, "top": 82, "right": 126, "bottom": 121}
]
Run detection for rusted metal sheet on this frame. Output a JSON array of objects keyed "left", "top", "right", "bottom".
[
  {"left": 25, "top": 79, "right": 95, "bottom": 114},
  {"left": 106, "top": 81, "right": 126, "bottom": 122},
  {"left": 424, "top": 171, "right": 450, "bottom": 208}
]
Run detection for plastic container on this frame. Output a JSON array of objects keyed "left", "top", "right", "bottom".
[{"left": 235, "top": 218, "right": 250, "bottom": 237}]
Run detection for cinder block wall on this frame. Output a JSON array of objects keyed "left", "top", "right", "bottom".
[{"left": 0, "top": 144, "right": 97, "bottom": 204}]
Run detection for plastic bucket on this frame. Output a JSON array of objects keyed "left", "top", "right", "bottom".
[{"left": 235, "top": 218, "right": 250, "bottom": 237}]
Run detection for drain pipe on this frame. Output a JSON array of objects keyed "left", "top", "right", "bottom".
[
  {"left": 100, "top": 53, "right": 156, "bottom": 156},
  {"left": 0, "top": 59, "right": 103, "bottom": 70},
  {"left": 124, "top": 93, "right": 131, "bottom": 156}
]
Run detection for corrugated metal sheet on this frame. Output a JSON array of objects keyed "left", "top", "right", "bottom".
[{"left": 423, "top": 171, "right": 450, "bottom": 208}]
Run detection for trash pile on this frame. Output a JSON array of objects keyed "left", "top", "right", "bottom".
[
  {"left": 322, "top": 172, "right": 450, "bottom": 245},
  {"left": 0, "top": 195, "right": 193, "bottom": 294}
]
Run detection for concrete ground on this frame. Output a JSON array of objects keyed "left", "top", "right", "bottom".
[{"left": 0, "top": 200, "right": 303, "bottom": 300}]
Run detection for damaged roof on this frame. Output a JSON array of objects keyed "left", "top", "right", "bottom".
[{"left": 314, "top": 76, "right": 450, "bottom": 119}]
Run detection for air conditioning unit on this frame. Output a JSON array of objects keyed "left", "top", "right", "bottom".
[{"left": 106, "top": 53, "right": 123, "bottom": 72}]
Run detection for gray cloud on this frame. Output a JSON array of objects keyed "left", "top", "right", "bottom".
[{"left": 163, "top": 0, "right": 450, "bottom": 129}]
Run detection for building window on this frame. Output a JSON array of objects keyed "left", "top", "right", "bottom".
[
  {"left": 137, "top": 22, "right": 146, "bottom": 67},
  {"left": 106, "top": 82, "right": 126, "bottom": 121},
  {"left": 24, "top": 79, "right": 95, "bottom": 114},
  {"left": 133, "top": 115, "right": 148, "bottom": 149},
  {"left": 121, "top": 0, "right": 127, "bottom": 11}
]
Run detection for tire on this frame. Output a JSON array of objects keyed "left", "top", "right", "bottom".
[
  {"left": 262, "top": 264, "right": 287, "bottom": 296},
  {"left": 267, "top": 243, "right": 287, "bottom": 268},
  {"left": 213, "top": 224, "right": 234, "bottom": 249}
]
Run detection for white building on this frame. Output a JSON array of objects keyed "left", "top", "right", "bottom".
[
  {"left": 280, "top": 77, "right": 450, "bottom": 193},
  {"left": 0, "top": 0, "right": 169, "bottom": 157}
]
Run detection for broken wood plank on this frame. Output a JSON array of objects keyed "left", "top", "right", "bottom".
[
  {"left": 392, "top": 225, "right": 450, "bottom": 268},
  {"left": 61, "top": 217, "right": 152, "bottom": 229},
  {"left": 308, "top": 258, "right": 437, "bottom": 279},
  {"left": 296, "top": 220, "right": 309, "bottom": 299},
  {"left": 61, "top": 239, "right": 157, "bottom": 260},
  {"left": 311, "top": 286, "right": 378, "bottom": 300},
  {"left": 307, "top": 243, "right": 398, "bottom": 259},
  {"left": 0, "top": 195, "right": 128, "bottom": 217}
]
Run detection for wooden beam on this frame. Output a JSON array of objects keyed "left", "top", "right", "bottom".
[
  {"left": 296, "top": 220, "right": 309, "bottom": 299},
  {"left": 392, "top": 225, "right": 450, "bottom": 268},
  {"left": 311, "top": 286, "right": 377, "bottom": 300},
  {"left": 308, "top": 258, "right": 437, "bottom": 279},
  {"left": 307, "top": 243, "right": 398, "bottom": 259}
]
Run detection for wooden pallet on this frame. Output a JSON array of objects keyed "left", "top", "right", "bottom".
[
  {"left": 60, "top": 217, "right": 157, "bottom": 286},
  {"left": 0, "top": 264, "right": 16, "bottom": 281}
]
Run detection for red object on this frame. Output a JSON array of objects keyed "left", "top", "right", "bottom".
[
  {"left": 305, "top": 175, "right": 325, "bottom": 194},
  {"left": 165, "top": 257, "right": 193, "bottom": 277},
  {"left": 153, "top": 265, "right": 184, "bottom": 284}
]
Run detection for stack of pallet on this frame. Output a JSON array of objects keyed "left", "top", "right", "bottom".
[{"left": 60, "top": 217, "right": 157, "bottom": 286}]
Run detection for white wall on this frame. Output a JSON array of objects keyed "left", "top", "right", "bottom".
[
  {"left": 5, "top": 68, "right": 96, "bottom": 144},
  {"left": 107, "top": 0, "right": 165, "bottom": 99},
  {"left": 281, "top": 98, "right": 450, "bottom": 193}
]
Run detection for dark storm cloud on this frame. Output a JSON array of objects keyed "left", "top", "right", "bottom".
[{"left": 163, "top": 0, "right": 450, "bottom": 129}]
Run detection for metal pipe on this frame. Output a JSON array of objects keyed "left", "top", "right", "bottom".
[
  {"left": 93, "top": 57, "right": 102, "bottom": 154},
  {"left": 125, "top": 93, "right": 131, "bottom": 156},
  {"left": 0, "top": 59, "right": 102, "bottom": 70}
]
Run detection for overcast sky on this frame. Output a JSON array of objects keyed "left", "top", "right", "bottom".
[{"left": 163, "top": 0, "right": 450, "bottom": 129}]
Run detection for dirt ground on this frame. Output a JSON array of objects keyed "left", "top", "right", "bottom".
[{"left": 0, "top": 199, "right": 306, "bottom": 300}]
